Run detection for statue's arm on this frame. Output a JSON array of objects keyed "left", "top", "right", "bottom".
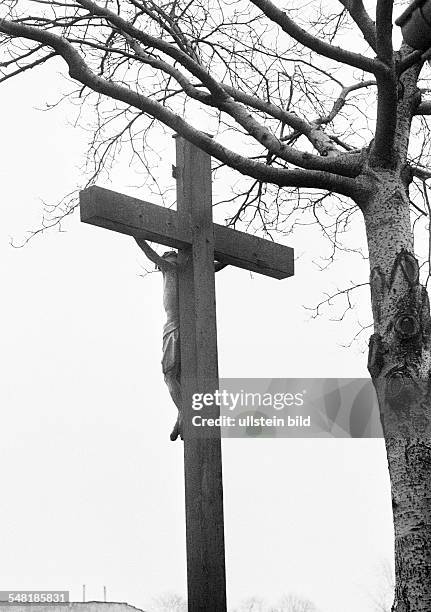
[
  {"left": 135, "top": 240, "right": 226, "bottom": 273},
  {"left": 134, "top": 237, "right": 176, "bottom": 272}
]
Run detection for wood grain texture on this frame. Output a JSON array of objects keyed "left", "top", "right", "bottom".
[
  {"left": 80, "top": 185, "right": 294, "bottom": 279},
  {"left": 175, "top": 137, "right": 227, "bottom": 612}
]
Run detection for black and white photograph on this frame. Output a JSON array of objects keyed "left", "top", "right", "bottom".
[{"left": 1, "top": 1, "right": 430, "bottom": 610}]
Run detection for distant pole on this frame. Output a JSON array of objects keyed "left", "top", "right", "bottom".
[
  {"left": 82, "top": 585, "right": 86, "bottom": 602},
  {"left": 103, "top": 587, "right": 106, "bottom": 602}
]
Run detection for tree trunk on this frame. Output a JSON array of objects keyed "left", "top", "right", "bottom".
[{"left": 363, "top": 173, "right": 431, "bottom": 611}]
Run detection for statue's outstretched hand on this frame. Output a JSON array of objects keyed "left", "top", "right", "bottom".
[{"left": 134, "top": 237, "right": 176, "bottom": 271}]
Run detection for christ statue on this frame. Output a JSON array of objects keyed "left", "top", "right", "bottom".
[{"left": 135, "top": 238, "right": 226, "bottom": 441}]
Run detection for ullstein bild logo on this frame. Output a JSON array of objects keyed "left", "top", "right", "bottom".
[{"left": 185, "top": 379, "right": 384, "bottom": 439}]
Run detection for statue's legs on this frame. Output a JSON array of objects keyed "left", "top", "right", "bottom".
[
  {"left": 162, "top": 328, "right": 183, "bottom": 440},
  {"left": 164, "top": 370, "right": 182, "bottom": 440}
]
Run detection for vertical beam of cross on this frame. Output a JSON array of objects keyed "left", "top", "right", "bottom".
[{"left": 175, "top": 136, "right": 227, "bottom": 612}]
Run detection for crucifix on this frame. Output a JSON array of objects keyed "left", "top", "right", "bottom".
[{"left": 79, "top": 137, "right": 294, "bottom": 612}]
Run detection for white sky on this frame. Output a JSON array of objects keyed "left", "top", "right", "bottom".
[{"left": 0, "top": 59, "right": 394, "bottom": 612}]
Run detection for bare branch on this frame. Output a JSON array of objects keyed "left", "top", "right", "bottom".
[
  {"left": 36, "top": 0, "right": 364, "bottom": 176},
  {"left": 411, "top": 164, "right": 431, "bottom": 180},
  {"left": 0, "top": 49, "right": 56, "bottom": 82},
  {"left": 397, "top": 50, "right": 423, "bottom": 76},
  {"left": 376, "top": 0, "right": 393, "bottom": 66},
  {"left": 338, "top": 0, "right": 377, "bottom": 52},
  {"left": 316, "top": 80, "right": 376, "bottom": 125},
  {"left": 415, "top": 101, "right": 431, "bottom": 115},
  {"left": 124, "top": 36, "right": 360, "bottom": 175},
  {"left": 249, "top": 0, "right": 382, "bottom": 74},
  {"left": 420, "top": 180, "right": 431, "bottom": 288},
  {"left": 371, "top": 0, "right": 397, "bottom": 167},
  {"left": 0, "top": 17, "right": 362, "bottom": 197},
  {"left": 222, "top": 83, "right": 361, "bottom": 164},
  {"left": 74, "top": 0, "right": 228, "bottom": 97},
  {"left": 305, "top": 281, "right": 369, "bottom": 319}
]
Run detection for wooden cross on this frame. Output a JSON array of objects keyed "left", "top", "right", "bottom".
[{"left": 79, "top": 137, "right": 294, "bottom": 612}]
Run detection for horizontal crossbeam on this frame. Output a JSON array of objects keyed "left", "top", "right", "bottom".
[{"left": 80, "top": 186, "right": 294, "bottom": 280}]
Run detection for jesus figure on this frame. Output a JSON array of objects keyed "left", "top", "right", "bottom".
[{"left": 135, "top": 238, "right": 226, "bottom": 441}]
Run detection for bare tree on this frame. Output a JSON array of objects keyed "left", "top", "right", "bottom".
[
  {"left": 232, "top": 593, "right": 317, "bottom": 612},
  {"left": 269, "top": 593, "right": 317, "bottom": 612},
  {"left": 151, "top": 592, "right": 187, "bottom": 612},
  {"left": 233, "top": 596, "right": 266, "bottom": 612},
  {"left": 1, "top": 1, "right": 431, "bottom": 609}
]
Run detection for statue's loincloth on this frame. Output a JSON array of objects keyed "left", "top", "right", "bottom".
[{"left": 162, "top": 327, "right": 180, "bottom": 376}]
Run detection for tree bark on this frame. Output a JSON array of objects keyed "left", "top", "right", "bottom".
[{"left": 363, "top": 176, "right": 431, "bottom": 611}]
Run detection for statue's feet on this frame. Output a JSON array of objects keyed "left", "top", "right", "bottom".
[
  {"left": 170, "top": 421, "right": 179, "bottom": 441},
  {"left": 170, "top": 414, "right": 184, "bottom": 441}
]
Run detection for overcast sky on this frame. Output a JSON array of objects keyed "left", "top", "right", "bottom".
[{"left": 0, "top": 56, "right": 394, "bottom": 612}]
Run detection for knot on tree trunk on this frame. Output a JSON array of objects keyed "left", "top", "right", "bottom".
[
  {"left": 368, "top": 250, "right": 431, "bottom": 438},
  {"left": 369, "top": 250, "right": 431, "bottom": 350}
]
